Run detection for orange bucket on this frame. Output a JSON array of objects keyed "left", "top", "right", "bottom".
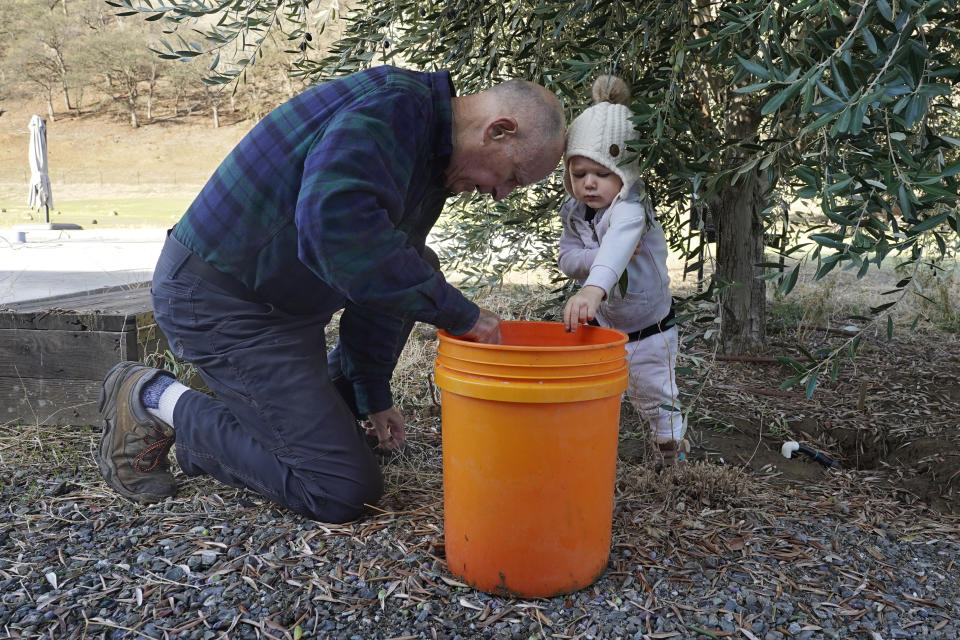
[{"left": 434, "top": 321, "right": 628, "bottom": 598}]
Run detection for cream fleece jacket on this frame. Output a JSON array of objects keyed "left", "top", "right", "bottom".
[{"left": 558, "top": 181, "right": 672, "bottom": 334}]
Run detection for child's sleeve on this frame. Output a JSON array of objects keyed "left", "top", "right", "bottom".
[
  {"left": 557, "top": 200, "right": 599, "bottom": 281},
  {"left": 582, "top": 200, "right": 648, "bottom": 296}
]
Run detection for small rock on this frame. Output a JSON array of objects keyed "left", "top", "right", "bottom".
[{"left": 164, "top": 566, "right": 185, "bottom": 581}]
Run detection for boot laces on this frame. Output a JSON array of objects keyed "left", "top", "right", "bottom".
[{"left": 134, "top": 424, "right": 174, "bottom": 472}]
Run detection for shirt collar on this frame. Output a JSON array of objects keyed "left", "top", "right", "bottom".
[{"left": 428, "top": 70, "right": 455, "bottom": 185}]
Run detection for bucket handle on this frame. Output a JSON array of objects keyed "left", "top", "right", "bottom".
[{"left": 427, "top": 371, "right": 442, "bottom": 407}]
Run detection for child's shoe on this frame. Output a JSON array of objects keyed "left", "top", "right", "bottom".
[{"left": 656, "top": 438, "right": 690, "bottom": 467}]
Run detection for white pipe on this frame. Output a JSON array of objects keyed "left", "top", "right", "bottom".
[{"left": 781, "top": 440, "right": 800, "bottom": 459}]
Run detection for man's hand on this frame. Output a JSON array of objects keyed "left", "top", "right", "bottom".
[
  {"left": 459, "top": 308, "right": 502, "bottom": 344},
  {"left": 364, "top": 406, "right": 406, "bottom": 451},
  {"left": 563, "top": 285, "right": 606, "bottom": 332}
]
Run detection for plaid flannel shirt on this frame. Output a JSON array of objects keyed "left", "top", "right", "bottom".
[{"left": 172, "top": 66, "right": 479, "bottom": 413}]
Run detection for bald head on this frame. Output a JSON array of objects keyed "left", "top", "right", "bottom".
[
  {"left": 486, "top": 79, "right": 566, "bottom": 155},
  {"left": 447, "top": 79, "right": 565, "bottom": 200}
]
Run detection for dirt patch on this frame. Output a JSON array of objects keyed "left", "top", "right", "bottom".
[
  {"left": 619, "top": 415, "right": 834, "bottom": 492},
  {"left": 618, "top": 329, "right": 960, "bottom": 515}
]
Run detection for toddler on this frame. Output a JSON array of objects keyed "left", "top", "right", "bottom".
[{"left": 558, "top": 75, "right": 688, "bottom": 464}]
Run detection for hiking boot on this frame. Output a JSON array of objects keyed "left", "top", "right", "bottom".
[
  {"left": 656, "top": 438, "right": 690, "bottom": 467},
  {"left": 95, "top": 361, "right": 177, "bottom": 503}
]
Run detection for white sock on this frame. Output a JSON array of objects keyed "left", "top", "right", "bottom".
[{"left": 147, "top": 381, "right": 190, "bottom": 428}]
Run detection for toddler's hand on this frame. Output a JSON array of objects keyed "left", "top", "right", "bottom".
[{"left": 563, "top": 286, "right": 605, "bottom": 332}]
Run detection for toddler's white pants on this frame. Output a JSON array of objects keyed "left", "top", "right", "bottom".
[{"left": 624, "top": 325, "right": 685, "bottom": 442}]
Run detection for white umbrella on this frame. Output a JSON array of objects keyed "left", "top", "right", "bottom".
[{"left": 27, "top": 114, "right": 54, "bottom": 223}]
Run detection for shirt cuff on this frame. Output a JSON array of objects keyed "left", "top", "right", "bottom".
[
  {"left": 354, "top": 378, "right": 394, "bottom": 416},
  {"left": 584, "top": 265, "right": 620, "bottom": 296},
  {"left": 436, "top": 298, "right": 480, "bottom": 336}
]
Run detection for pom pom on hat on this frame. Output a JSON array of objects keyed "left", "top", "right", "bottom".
[
  {"left": 564, "top": 75, "right": 641, "bottom": 199},
  {"left": 592, "top": 75, "right": 631, "bottom": 106}
]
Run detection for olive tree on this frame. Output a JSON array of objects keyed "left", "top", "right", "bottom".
[{"left": 111, "top": 0, "right": 960, "bottom": 381}]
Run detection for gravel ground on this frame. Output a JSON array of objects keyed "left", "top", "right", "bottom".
[{"left": 1, "top": 420, "right": 958, "bottom": 640}]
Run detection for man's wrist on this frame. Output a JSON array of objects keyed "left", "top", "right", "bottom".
[{"left": 353, "top": 379, "right": 393, "bottom": 416}]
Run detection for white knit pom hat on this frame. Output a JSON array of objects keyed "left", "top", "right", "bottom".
[{"left": 563, "top": 75, "right": 641, "bottom": 200}]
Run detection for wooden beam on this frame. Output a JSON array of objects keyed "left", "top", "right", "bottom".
[
  {"left": 0, "top": 328, "right": 138, "bottom": 379},
  {"left": 1, "top": 377, "right": 101, "bottom": 427}
]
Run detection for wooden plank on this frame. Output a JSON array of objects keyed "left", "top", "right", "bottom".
[
  {"left": 0, "top": 308, "right": 142, "bottom": 333},
  {"left": 1, "top": 377, "right": 102, "bottom": 427},
  {"left": 0, "top": 328, "right": 138, "bottom": 379},
  {"left": 1, "top": 282, "right": 152, "bottom": 312},
  {"left": 0, "top": 284, "right": 153, "bottom": 332},
  {"left": 0, "top": 284, "right": 180, "bottom": 426}
]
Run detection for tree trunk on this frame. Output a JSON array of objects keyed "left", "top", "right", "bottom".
[
  {"left": 129, "top": 96, "right": 139, "bottom": 128},
  {"left": 212, "top": 104, "right": 220, "bottom": 128},
  {"left": 56, "top": 51, "right": 72, "bottom": 111},
  {"left": 250, "top": 85, "right": 262, "bottom": 120},
  {"left": 46, "top": 96, "right": 56, "bottom": 122},
  {"left": 146, "top": 61, "right": 157, "bottom": 121},
  {"left": 713, "top": 169, "right": 768, "bottom": 354},
  {"left": 126, "top": 75, "right": 140, "bottom": 127},
  {"left": 712, "top": 93, "right": 768, "bottom": 354}
]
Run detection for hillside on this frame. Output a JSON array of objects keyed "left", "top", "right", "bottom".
[{"left": 0, "top": 97, "right": 251, "bottom": 204}]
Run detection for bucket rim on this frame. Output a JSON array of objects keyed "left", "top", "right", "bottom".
[
  {"left": 436, "top": 353, "right": 626, "bottom": 368},
  {"left": 439, "top": 321, "right": 627, "bottom": 352},
  {"left": 435, "top": 360, "right": 627, "bottom": 381},
  {"left": 434, "top": 361, "right": 628, "bottom": 402}
]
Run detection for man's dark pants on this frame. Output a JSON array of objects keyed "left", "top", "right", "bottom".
[{"left": 150, "top": 234, "right": 435, "bottom": 522}]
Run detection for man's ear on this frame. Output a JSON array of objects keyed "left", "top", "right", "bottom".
[{"left": 485, "top": 117, "right": 518, "bottom": 142}]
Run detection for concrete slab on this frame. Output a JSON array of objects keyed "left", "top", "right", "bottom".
[
  {"left": 0, "top": 227, "right": 165, "bottom": 306},
  {"left": 0, "top": 225, "right": 467, "bottom": 308}
]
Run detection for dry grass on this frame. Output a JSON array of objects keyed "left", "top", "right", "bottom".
[
  {"left": 0, "top": 98, "right": 248, "bottom": 204},
  {"left": 775, "top": 252, "right": 960, "bottom": 331}
]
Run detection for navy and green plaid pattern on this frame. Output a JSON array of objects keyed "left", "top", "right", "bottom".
[{"left": 172, "top": 66, "right": 479, "bottom": 413}]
